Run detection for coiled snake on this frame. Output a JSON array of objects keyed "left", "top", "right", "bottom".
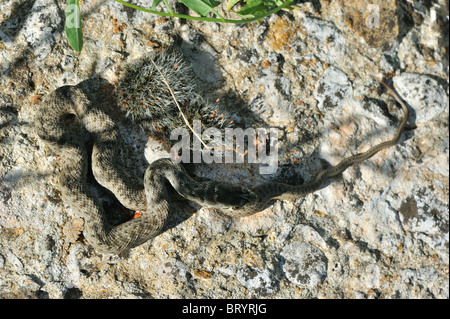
[{"left": 35, "top": 80, "right": 409, "bottom": 254}]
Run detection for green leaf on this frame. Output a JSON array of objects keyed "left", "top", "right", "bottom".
[
  {"left": 225, "top": 0, "right": 242, "bottom": 11},
  {"left": 236, "top": 0, "right": 266, "bottom": 19},
  {"left": 234, "top": 0, "right": 289, "bottom": 18},
  {"left": 203, "top": 0, "right": 222, "bottom": 7},
  {"left": 151, "top": 0, "right": 164, "bottom": 10},
  {"left": 65, "top": 0, "right": 83, "bottom": 52},
  {"left": 178, "top": 0, "right": 221, "bottom": 17}
]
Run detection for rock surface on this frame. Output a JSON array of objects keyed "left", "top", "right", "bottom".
[{"left": 0, "top": 0, "right": 448, "bottom": 299}]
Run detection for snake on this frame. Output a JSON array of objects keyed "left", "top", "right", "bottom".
[{"left": 34, "top": 80, "right": 409, "bottom": 255}]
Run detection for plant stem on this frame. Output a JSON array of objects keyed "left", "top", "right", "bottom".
[
  {"left": 206, "top": 6, "right": 226, "bottom": 21},
  {"left": 161, "top": 0, "right": 174, "bottom": 15},
  {"left": 112, "top": 0, "right": 294, "bottom": 23}
]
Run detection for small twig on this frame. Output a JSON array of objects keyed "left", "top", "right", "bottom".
[{"left": 148, "top": 56, "right": 209, "bottom": 149}]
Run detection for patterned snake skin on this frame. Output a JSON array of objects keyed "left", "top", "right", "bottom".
[{"left": 34, "top": 80, "right": 408, "bottom": 254}]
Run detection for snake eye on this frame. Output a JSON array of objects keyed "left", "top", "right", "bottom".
[
  {"left": 62, "top": 113, "right": 77, "bottom": 125},
  {"left": 232, "top": 206, "right": 239, "bottom": 210}
]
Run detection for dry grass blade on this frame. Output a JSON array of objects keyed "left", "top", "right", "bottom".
[{"left": 148, "top": 55, "right": 209, "bottom": 149}]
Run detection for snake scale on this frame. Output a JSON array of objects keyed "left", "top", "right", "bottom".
[{"left": 35, "top": 80, "right": 409, "bottom": 255}]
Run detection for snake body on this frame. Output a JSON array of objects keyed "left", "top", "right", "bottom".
[{"left": 35, "top": 81, "right": 408, "bottom": 254}]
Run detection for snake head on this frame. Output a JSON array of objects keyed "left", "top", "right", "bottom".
[
  {"left": 232, "top": 189, "right": 259, "bottom": 209},
  {"left": 202, "top": 183, "right": 260, "bottom": 217},
  {"left": 203, "top": 183, "right": 257, "bottom": 211}
]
